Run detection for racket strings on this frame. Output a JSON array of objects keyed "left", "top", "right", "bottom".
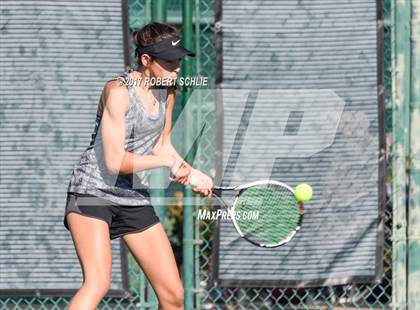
[{"left": 233, "top": 184, "right": 300, "bottom": 246}]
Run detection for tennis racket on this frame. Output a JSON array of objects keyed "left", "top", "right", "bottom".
[{"left": 189, "top": 177, "right": 305, "bottom": 248}]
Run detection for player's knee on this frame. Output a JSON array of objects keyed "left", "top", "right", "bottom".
[
  {"left": 84, "top": 275, "right": 111, "bottom": 297},
  {"left": 84, "top": 282, "right": 110, "bottom": 298},
  {"left": 172, "top": 286, "right": 184, "bottom": 306},
  {"left": 160, "top": 285, "right": 184, "bottom": 308}
]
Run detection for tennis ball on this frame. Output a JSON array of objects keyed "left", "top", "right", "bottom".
[{"left": 294, "top": 183, "right": 313, "bottom": 202}]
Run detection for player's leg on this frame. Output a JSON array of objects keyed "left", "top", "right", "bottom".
[
  {"left": 122, "top": 223, "right": 184, "bottom": 310},
  {"left": 66, "top": 212, "right": 112, "bottom": 310}
]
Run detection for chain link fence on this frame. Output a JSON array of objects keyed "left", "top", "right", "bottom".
[
  {"left": 192, "top": 0, "right": 395, "bottom": 309},
  {"left": 0, "top": 0, "right": 399, "bottom": 309}
]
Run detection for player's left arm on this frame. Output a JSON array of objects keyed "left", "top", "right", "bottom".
[
  {"left": 152, "top": 88, "right": 191, "bottom": 180},
  {"left": 152, "top": 88, "right": 213, "bottom": 196}
]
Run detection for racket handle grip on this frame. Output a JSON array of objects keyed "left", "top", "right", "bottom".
[
  {"left": 169, "top": 172, "right": 199, "bottom": 188},
  {"left": 188, "top": 173, "right": 201, "bottom": 188}
]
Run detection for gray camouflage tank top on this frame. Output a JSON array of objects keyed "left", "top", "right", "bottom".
[{"left": 67, "top": 69, "right": 167, "bottom": 206}]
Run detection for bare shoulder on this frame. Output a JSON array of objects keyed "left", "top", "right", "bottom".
[
  {"left": 104, "top": 78, "right": 129, "bottom": 97},
  {"left": 101, "top": 78, "right": 130, "bottom": 117}
]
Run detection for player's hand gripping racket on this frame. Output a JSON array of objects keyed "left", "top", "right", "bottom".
[{"left": 189, "top": 176, "right": 312, "bottom": 248}]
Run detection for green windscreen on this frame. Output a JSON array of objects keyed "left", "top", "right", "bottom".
[
  {"left": 214, "top": 0, "right": 385, "bottom": 287},
  {"left": 0, "top": 0, "right": 128, "bottom": 296}
]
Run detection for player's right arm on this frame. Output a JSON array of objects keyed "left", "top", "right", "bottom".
[{"left": 100, "top": 80, "right": 174, "bottom": 174}]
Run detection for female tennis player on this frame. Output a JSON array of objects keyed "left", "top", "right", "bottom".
[{"left": 63, "top": 22, "right": 213, "bottom": 310}]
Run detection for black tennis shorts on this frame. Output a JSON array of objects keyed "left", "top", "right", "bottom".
[{"left": 63, "top": 192, "right": 160, "bottom": 240}]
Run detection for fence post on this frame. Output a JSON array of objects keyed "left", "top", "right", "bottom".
[
  {"left": 193, "top": 2, "right": 202, "bottom": 308},
  {"left": 182, "top": 0, "right": 195, "bottom": 309},
  {"left": 150, "top": 0, "right": 168, "bottom": 221},
  {"left": 392, "top": 0, "right": 411, "bottom": 309},
  {"left": 147, "top": 3, "right": 169, "bottom": 307},
  {"left": 408, "top": 0, "right": 420, "bottom": 308},
  {"left": 152, "top": 0, "right": 167, "bottom": 21}
]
